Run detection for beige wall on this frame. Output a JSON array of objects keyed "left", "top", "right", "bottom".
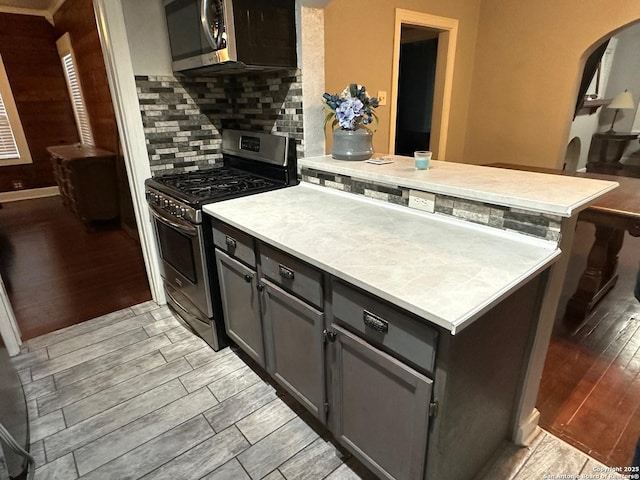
[
  {"left": 465, "top": 0, "right": 640, "bottom": 168},
  {"left": 324, "top": 0, "right": 640, "bottom": 168},
  {"left": 324, "top": 0, "right": 482, "bottom": 161}
]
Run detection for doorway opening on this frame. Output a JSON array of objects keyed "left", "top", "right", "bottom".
[
  {"left": 0, "top": 4, "right": 152, "bottom": 342},
  {"left": 389, "top": 10, "right": 458, "bottom": 160},
  {"left": 394, "top": 26, "right": 438, "bottom": 156}
]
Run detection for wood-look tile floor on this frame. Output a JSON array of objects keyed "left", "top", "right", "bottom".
[{"left": 11, "top": 301, "right": 609, "bottom": 480}]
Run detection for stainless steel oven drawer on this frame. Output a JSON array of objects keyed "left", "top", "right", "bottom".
[
  {"left": 213, "top": 221, "right": 256, "bottom": 268},
  {"left": 260, "top": 244, "right": 323, "bottom": 311},
  {"left": 332, "top": 279, "right": 438, "bottom": 375}
]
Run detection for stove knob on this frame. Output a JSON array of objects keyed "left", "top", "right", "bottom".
[
  {"left": 180, "top": 208, "right": 187, "bottom": 218},
  {"left": 163, "top": 199, "right": 170, "bottom": 209}
]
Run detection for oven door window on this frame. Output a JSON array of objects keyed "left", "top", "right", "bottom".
[{"left": 156, "top": 221, "right": 197, "bottom": 284}]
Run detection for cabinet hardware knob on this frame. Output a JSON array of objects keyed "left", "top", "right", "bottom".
[
  {"left": 257, "top": 284, "right": 264, "bottom": 292},
  {"left": 323, "top": 329, "right": 337, "bottom": 343},
  {"left": 244, "top": 274, "right": 252, "bottom": 283}
]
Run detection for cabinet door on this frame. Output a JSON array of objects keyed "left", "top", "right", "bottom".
[
  {"left": 330, "top": 324, "right": 432, "bottom": 480},
  {"left": 262, "top": 279, "right": 326, "bottom": 422},
  {"left": 215, "top": 249, "right": 265, "bottom": 366}
]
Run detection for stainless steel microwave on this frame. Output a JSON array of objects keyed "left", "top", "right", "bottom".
[{"left": 164, "top": 0, "right": 297, "bottom": 74}]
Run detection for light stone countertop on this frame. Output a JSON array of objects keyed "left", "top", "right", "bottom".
[
  {"left": 204, "top": 183, "right": 561, "bottom": 334},
  {"left": 299, "top": 155, "right": 618, "bottom": 217}
]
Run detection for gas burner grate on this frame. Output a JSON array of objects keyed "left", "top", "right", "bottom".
[{"left": 154, "top": 167, "right": 279, "bottom": 202}]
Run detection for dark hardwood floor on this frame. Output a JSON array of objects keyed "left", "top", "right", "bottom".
[
  {"left": 537, "top": 219, "right": 640, "bottom": 468},
  {"left": 0, "top": 195, "right": 152, "bottom": 340}
]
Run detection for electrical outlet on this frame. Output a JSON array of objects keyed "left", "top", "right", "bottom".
[
  {"left": 11, "top": 180, "right": 23, "bottom": 190},
  {"left": 377, "top": 90, "right": 387, "bottom": 106},
  {"left": 408, "top": 189, "right": 435, "bottom": 213}
]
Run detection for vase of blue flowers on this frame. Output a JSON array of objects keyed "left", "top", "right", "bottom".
[{"left": 323, "top": 84, "right": 379, "bottom": 161}]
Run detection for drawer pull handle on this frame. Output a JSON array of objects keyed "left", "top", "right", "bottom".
[
  {"left": 278, "top": 264, "right": 295, "bottom": 280},
  {"left": 225, "top": 236, "right": 237, "bottom": 249},
  {"left": 363, "top": 310, "right": 388, "bottom": 333}
]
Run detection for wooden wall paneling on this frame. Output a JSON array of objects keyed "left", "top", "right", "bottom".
[
  {"left": 54, "top": 0, "right": 139, "bottom": 236},
  {"left": 54, "top": 0, "right": 117, "bottom": 153},
  {"left": 0, "top": 13, "right": 79, "bottom": 193}
]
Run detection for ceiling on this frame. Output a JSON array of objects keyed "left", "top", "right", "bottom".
[
  {"left": 0, "top": 0, "right": 331, "bottom": 14},
  {"left": 0, "top": 0, "right": 54, "bottom": 7},
  {"left": 0, "top": 0, "right": 63, "bottom": 18}
]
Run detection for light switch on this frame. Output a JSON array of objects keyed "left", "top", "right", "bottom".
[{"left": 377, "top": 91, "right": 387, "bottom": 106}]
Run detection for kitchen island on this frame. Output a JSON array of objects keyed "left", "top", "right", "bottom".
[
  {"left": 203, "top": 162, "right": 617, "bottom": 480},
  {"left": 299, "top": 155, "right": 616, "bottom": 217}
]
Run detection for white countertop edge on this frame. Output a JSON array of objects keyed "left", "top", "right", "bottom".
[
  {"left": 561, "top": 182, "right": 620, "bottom": 216},
  {"left": 449, "top": 248, "right": 561, "bottom": 334},
  {"left": 204, "top": 183, "right": 562, "bottom": 334},
  {"left": 330, "top": 246, "right": 560, "bottom": 334},
  {"left": 299, "top": 158, "right": 619, "bottom": 218}
]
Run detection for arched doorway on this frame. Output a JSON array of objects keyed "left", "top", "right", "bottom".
[{"left": 537, "top": 19, "right": 640, "bottom": 467}]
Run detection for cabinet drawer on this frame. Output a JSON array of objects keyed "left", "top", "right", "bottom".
[
  {"left": 332, "top": 280, "right": 437, "bottom": 375},
  {"left": 213, "top": 221, "right": 256, "bottom": 268},
  {"left": 260, "top": 244, "right": 323, "bottom": 310}
]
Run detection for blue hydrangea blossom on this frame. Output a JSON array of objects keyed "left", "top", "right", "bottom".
[{"left": 322, "top": 84, "right": 379, "bottom": 131}]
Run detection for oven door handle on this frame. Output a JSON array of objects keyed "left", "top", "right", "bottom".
[{"left": 149, "top": 205, "right": 198, "bottom": 237}]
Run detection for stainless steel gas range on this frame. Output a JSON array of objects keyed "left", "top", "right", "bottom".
[{"left": 145, "top": 129, "right": 297, "bottom": 350}]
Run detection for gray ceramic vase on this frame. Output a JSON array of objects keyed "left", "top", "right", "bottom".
[{"left": 331, "top": 127, "right": 374, "bottom": 161}]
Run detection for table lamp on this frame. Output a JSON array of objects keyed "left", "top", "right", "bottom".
[{"left": 606, "top": 90, "right": 635, "bottom": 133}]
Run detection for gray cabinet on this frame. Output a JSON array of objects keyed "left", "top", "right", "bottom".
[
  {"left": 329, "top": 324, "right": 432, "bottom": 480},
  {"left": 215, "top": 250, "right": 265, "bottom": 367},
  {"left": 209, "top": 217, "right": 550, "bottom": 480},
  {"left": 262, "top": 279, "right": 326, "bottom": 422},
  {"left": 212, "top": 221, "right": 435, "bottom": 480}
]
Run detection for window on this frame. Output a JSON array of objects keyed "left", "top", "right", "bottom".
[
  {"left": 56, "top": 33, "right": 94, "bottom": 146},
  {"left": 0, "top": 92, "right": 18, "bottom": 160},
  {"left": 0, "top": 55, "right": 32, "bottom": 165}
]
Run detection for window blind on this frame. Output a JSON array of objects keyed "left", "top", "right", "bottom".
[
  {"left": 0, "top": 91, "right": 19, "bottom": 160},
  {"left": 62, "top": 53, "right": 94, "bottom": 146}
]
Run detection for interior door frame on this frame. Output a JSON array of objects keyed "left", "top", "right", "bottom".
[
  {"left": 389, "top": 9, "right": 458, "bottom": 161},
  {"left": 92, "top": 0, "right": 166, "bottom": 306},
  {"left": 0, "top": 275, "right": 21, "bottom": 356}
]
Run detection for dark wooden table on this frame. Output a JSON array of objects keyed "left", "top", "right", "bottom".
[
  {"left": 563, "top": 174, "right": 640, "bottom": 324},
  {"left": 487, "top": 163, "right": 640, "bottom": 325},
  {"left": 587, "top": 132, "right": 640, "bottom": 177},
  {"left": 592, "top": 132, "right": 638, "bottom": 162}
]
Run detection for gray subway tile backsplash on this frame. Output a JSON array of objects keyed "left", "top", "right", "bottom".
[{"left": 136, "top": 70, "right": 304, "bottom": 176}]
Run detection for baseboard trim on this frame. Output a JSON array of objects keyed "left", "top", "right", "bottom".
[
  {"left": 0, "top": 186, "right": 60, "bottom": 203},
  {"left": 514, "top": 408, "right": 541, "bottom": 446}
]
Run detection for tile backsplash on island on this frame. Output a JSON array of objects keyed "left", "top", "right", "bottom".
[
  {"left": 301, "top": 167, "right": 563, "bottom": 242},
  {"left": 136, "top": 70, "right": 303, "bottom": 175}
]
